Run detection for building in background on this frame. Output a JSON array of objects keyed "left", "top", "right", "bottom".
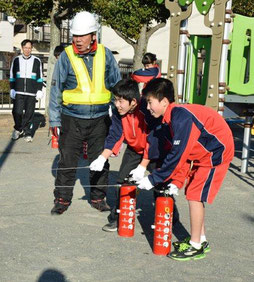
[
  {"left": 0, "top": 13, "right": 71, "bottom": 112},
  {"left": 0, "top": 6, "right": 208, "bottom": 111}
]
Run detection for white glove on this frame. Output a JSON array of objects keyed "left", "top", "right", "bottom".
[
  {"left": 137, "top": 176, "right": 153, "bottom": 190},
  {"left": 165, "top": 183, "right": 179, "bottom": 196},
  {"left": 36, "top": 90, "right": 44, "bottom": 100},
  {"left": 10, "top": 89, "right": 16, "bottom": 99},
  {"left": 89, "top": 155, "right": 106, "bottom": 171},
  {"left": 129, "top": 165, "right": 146, "bottom": 182}
]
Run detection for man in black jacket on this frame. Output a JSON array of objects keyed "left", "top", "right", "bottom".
[{"left": 10, "top": 39, "right": 43, "bottom": 142}]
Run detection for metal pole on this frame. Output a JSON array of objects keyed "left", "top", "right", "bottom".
[
  {"left": 183, "top": 41, "right": 193, "bottom": 104},
  {"left": 177, "top": 19, "right": 188, "bottom": 104},
  {"left": 241, "top": 115, "right": 252, "bottom": 173},
  {"left": 219, "top": 0, "right": 232, "bottom": 116}
]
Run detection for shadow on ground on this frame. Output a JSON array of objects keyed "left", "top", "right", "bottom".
[
  {"left": 37, "top": 268, "right": 67, "bottom": 282},
  {"left": 31, "top": 113, "right": 47, "bottom": 137},
  {"left": 0, "top": 139, "right": 16, "bottom": 173}
]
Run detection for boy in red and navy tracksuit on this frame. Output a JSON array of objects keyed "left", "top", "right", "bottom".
[
  {"left": 89, "top": 78, "right": 168, "bottom": 231},
  {"left": 136, "top": 78, "right": 234, "bottom": 261}
]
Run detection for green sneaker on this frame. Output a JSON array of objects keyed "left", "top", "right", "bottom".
[
  {"left": 173, "top": 237, "right": 211, "bottom": 253},
  {"left": 168, "top": 242, "right": 206, "bottom": 261},
  {"left": 202, "top": 241, "right": 211, "bottom": 253},
  {"left": 173, "top": 237, "right": 190, "bottom": 249}
]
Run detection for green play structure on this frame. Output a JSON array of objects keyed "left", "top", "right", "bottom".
[
  {"left": 227, "top": 14, "right": 254, "bottom": 96},
  {"left": 185, "top": 14, "right": 254, "bottom": 105},
  {"left": 157, "top": 0, "right": 254, "bottom": 173},
  {"left": 184, "top": 35, "right": 211, "bottom": 105}
]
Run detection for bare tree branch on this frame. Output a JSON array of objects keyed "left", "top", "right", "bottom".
[
  {"left": 114, "top": 30, "right": 136, "bottom": 48},
  {"left": 56, "top": 8, "right": 69, "bottom": 19},
  {"left": 146, "top": 22, "right": 166, "bottom": 39}
]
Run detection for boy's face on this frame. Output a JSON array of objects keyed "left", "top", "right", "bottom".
[
  {"left": 146, "top": 96, "right": 168, "bottom": 118},
  {"left": 114, "top": 97, "right": 137, "bottom": 116}
]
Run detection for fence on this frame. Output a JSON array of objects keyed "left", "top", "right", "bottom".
[{"left": 118, "top": 59, "right": 166, "bottom": 79}]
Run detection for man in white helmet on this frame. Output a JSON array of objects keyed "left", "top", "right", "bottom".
[{"left": 49, "top": 11, "right": 121, "bottom": 215}]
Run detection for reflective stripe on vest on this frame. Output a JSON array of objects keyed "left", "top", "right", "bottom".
[{"left": 63, "top": 44, "right": 111, "bottom": 105}]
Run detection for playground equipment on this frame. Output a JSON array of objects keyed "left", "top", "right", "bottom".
[{"left": 158, "top": 0, "right": 254, "bottom": 173}]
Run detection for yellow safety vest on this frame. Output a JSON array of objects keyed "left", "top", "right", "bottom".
[{"left": 63, "top": 44, "right": 111, "bottom": 105}]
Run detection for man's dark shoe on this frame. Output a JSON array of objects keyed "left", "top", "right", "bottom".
[
  {"left": 173, "top": 237, "right": 211, "bottom": 253},
  {"left": 102, "top": 221, "right": 117, "bottom": 232},
  {"left": 168, "top": 242, "right": 205, "bottom": 261},
  {"left": 91, "top": 199, "right": 110, "bottom": 212},
  {"left": 51, "top": 198, "right": 71, "bottom": 215}
]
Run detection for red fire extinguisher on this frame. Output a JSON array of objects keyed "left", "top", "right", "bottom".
[
  {"left": 117, "top": 184, "right": 137, "bottom": 237},
  {"left": 152, "top": 196, "right": 174, "bottom": 256},
  {"left": 51, "top": 135, "right": 58, "bottom": 149}
]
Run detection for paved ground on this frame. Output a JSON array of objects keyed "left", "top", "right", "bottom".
[{"left": 0, "top": 113, "right": 253, "bottom": 282}]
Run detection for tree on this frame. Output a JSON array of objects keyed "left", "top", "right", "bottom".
[
  {"left": 0, "top": 0, "right": 91, "bottom": 116},
  {"left": 91, "top": 0, "right": 170, "bottom": 70},
  {"left": 232, "top": 0, "right": 254, "bottom": 17}
]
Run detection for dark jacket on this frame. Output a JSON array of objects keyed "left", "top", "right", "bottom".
[{"left": 10, "top": 55, "right": 43, "bottom": 96}]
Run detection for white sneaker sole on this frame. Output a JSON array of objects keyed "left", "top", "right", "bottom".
[{"left": 102, "top": 226, "right": 117, "bottom": 232}]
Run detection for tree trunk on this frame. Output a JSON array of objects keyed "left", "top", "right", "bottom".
[
  {"left": 132, "top": 24, "right": 148, "bottom": 71},
  {"left": 45, "top": 0, "right": 61, "bottom": 118}
]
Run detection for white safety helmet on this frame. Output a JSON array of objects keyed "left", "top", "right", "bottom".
[{"left": 70, "top": 11, "right": 98, "bottom": 35}]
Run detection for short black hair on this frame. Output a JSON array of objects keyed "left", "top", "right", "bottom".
[
  {"left": 54, "top": 45, "right": 65, "bottom": 58},
  {"left": 111, "top": 79, "right": 140, "bottom": 103},
  {"left": 142, "top": 52, "right": 157, "bottom": 65},
  {"left": 142, "top": 78, "right": 175, "bottom": 103},
  {"left": 21, "top": 39, "right": 33, "bottom": 47}
]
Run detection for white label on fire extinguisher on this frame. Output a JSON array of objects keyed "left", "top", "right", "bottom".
[
  {"left": 129, "top": 211, "right": 134, "bottom": 217},
  {"left": 163, "top": 242, "right": 169, "bottom": 248},
  {"left": 164, "top": 228, "right": 170, "bottom": 234},
  {"left": 164, "top": 221, "right": 170, "bottom": 226},
  {"left": 164, "top": 214, "right": 170, "bottom": 219}
]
